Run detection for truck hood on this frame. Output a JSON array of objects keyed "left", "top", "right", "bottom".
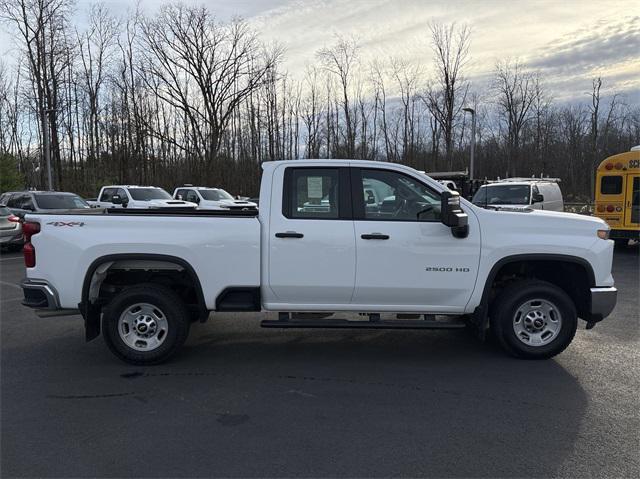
[
  {"left": 145, "top": 199, "right": 197, "bottom": 208},
  {"left": 218, "top": 199, "right": 258, "bottom": 208},
  {"left": 475, "top": 205, "right": 608, "bottom": 235}
]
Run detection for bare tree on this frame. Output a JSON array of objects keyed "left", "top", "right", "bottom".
[
  {"left": 492, "top": 59, "right": 538, "bottom": 176},
  {"left": 317, "top": 36, "right": 359, "bottom": 158},
  {"left": 140, "top": 4, "right": 282, "bottom": 166},
  {"left": 423, "top": 22, "right": 470, "bottom": 170}
]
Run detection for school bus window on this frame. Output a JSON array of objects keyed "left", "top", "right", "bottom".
[{"left": 601, "top": 176, "right": 622, "bottom": 195}]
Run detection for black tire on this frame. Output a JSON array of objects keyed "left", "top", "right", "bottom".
[
  {"left": 489, "top": 279, "right": 577, "bottom": 359},
  {"left": 102, "top": 284, "right": 191, "bottom": 365}
]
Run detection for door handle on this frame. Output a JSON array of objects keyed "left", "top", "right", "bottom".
[
  {"left": 275, "top": 232, "right": 304, "bottom": 238},
  {"left": 361, "top": 233, "right": 390, "bottom": 240}
]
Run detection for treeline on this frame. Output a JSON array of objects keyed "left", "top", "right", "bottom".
[{"left": 0, "top": 0, "right": 638, "bottom": 199}]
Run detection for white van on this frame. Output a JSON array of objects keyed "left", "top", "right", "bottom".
[{"left": 472, "top": 179, "right": 564, "bottom": 211}]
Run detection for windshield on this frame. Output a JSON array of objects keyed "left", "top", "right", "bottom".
[
  {"left": 128, "top": 188, "right": 172, "bottom": 201},
  {"left": 34, "top": 194, "right": 90, "bottom": 209},
  {"left": 199, "top": 189, "right": 234, "bottom": 201},
  {"left": 473, "top": 185, "right": 531, "bottom": 206}
]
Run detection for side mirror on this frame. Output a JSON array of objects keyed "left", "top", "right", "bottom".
[
  {"left": 532, "top": 193, "right": 544, "bottom": 203},
  {"left": 111, "top": 195, "right": 122, "bottom": 205},
  {"left": 441, "top": 190, "right": 469, "bottom": 238}
]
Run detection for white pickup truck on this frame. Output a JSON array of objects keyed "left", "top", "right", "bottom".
[
  {"left": 89, "top": 185, "right": 197, "bottom": 209},
  {"left": 20, "top": 160, "right": 617, "bottom": 364}
]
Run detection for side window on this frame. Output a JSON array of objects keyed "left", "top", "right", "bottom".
[
  {"left": 5, "top": 194, "right": 19, "bottom": 208},
  {"left": 116, "top": 188, "right": 128, "bottom": 201},
  {"left": 284, "top": 168, "right": 341, "bottom": 219},
  {"left": 100, "top": 188, "right": 115, "bottom": 202},
  {"left": 359, "top": 169, "right": 441, "bottom": 222},
  {"left": 21, "top": 195, "right": 35, "bottom": 211},
  {"left": 175, "top": 189, "right": 187, "bottom": 200},
  {"left": 186, "top": 190, "right": 199, "bottom": 203},
  {"left": 601, "top": 176, "right": 622, "bottom": 195}
]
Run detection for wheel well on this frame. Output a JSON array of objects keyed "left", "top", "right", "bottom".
[
  {"left": 487, "top": 259, "right": 592, "bottom": 319},
  {"left": 82, "top": 256, "right": 207, "bottom": 325}
]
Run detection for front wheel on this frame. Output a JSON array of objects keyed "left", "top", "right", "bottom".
[
  {"left": 490, "top": 280, "right": 577, "bottom": 359},
  {"left": 102, "top": 284, "right": 191, "bottom": 365}
]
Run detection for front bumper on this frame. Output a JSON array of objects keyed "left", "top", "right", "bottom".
[
  {"left": 589, "top": 286, "right": 617, "bottom": 322},
  {"left": 21, "top": 279, "right": 60, "bottom": 309}
]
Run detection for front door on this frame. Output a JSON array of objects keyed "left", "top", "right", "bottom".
[
  {"left": 625, "top": 175, "right": 639, "bottom": 227},
  {"left": 267, "top": 166, "right": 356, "bottom": 307},
  {"left": 350, "top": 168, "right": 481, "bottom": 312}
]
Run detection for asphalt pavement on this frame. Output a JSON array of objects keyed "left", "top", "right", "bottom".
[{"left": 1, "top": 246, "right": 638, "bottom": 478}]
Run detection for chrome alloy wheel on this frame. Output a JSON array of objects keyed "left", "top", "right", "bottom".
[
  {"left": 512, "top": 299, "right": 562, "bottom": 347},
  {"left": 118, "top": 303, "right": 169, "bottom": 351}
]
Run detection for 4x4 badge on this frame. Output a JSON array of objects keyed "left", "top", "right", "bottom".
[{"left": 46, "top": 221, "right": 85, "bottom": 227}]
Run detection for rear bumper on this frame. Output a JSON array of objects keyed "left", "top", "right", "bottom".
[
  {"left": 589, "top": 286, "right": 617, "bottom": 322},
  {"left": 0, "top": 232, "right": 23, "bottom": 245},
  {"left": 21, "top": 279, "right": 60, "bottom": 309}
]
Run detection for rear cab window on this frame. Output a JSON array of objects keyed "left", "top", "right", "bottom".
[{"left": 283, "top": 167, "right": 350, "bottom": 219}]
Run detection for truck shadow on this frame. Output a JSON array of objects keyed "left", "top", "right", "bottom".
[{"left": 171, "top": 326, "right": 588, "bottom": 477}]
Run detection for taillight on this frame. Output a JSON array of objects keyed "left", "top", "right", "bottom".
[
  {"left": 596, "top": 205, "right": 605, "bottom": 213},
  {"left": 605, "top": 163, "right": 613, "bottom": 170},
  {"left": 22, "top": 221, "right": 40, "bottom": 268},
  {"left": 606, "top": 205, "right": 615, "bottom": 213},
  {"left": 8, "top": 214, "right": 20, "bottom": 223}
]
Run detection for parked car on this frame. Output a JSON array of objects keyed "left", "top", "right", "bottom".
[
  {"left": 173, "top": 186, "right": 257, "bottom": 210},
  {"left": 0, "top": 205, "right": 23, "bottom": 250},
  {"left": 20, "top": 159, "right": 615, "bottom": 365},
  {"left": 472, "top": 178, "right": 564, "bottom": 211},
  {"left": 0, "top": 191, "right": 91, "bottom": 218},
  {"left": 90, "top": 186, "right": 197, "bottom": 209}
]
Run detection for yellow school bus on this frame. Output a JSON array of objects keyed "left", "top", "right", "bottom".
[{"left": 595, "top": 146, "right": 640, "bottom": 244}]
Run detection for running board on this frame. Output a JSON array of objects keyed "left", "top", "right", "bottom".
[{"left": 261, "top": 317, "right": 466, "bottom": 330}]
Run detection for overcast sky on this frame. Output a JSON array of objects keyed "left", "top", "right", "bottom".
[{"left": 1, "top": 0, "right": 638, "bottom": 104}]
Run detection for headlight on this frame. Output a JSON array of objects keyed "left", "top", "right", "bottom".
[{"left": 597, "top": 229, "right": 610, "bottom": 240}]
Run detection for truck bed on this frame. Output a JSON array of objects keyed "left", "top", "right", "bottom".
[{"left": 32, "top": 207, "right": 259, "bottom": 217}]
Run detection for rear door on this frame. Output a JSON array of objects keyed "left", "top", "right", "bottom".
[
  {"left": 266, "top": 166, "right": 356, "bottom": 306},
  {"left": 625, "top": 175, "right": 639, "bottom": 227},
  {"left": 350, "top": 167, "right": 481, "bottom": 312}
]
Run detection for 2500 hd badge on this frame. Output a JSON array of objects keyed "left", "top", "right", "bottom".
[{"left": 425, "top": 266, "right": 471, "bottom": 272}]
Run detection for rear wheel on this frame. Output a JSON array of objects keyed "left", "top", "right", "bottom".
[
  {"left": 102, "top": 284, "right": 191, "bottom": 365},
  {"left": 490, "top": 280, "right": 577, "bottom": 359}
]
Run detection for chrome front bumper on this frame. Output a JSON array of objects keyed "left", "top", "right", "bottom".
[{"left": 589, "top": 286, "right": 617, "bottom": 321}]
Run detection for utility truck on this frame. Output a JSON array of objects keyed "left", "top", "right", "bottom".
[{"left": 20, "top": 160, "right": 617, "bottom": 364}]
